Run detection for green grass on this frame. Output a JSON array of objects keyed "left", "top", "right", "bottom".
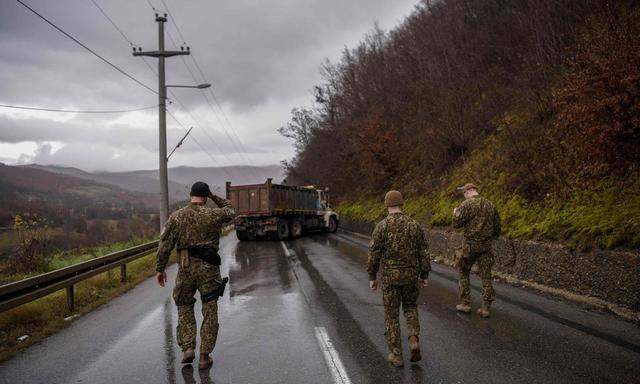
[
  {"left": 336, "top": 175, "right": 640, "bottom": 251},
  {"left": 0, "top": 250, "right": 176, "bottom": 363},
  {"left": 1, "top": 236, "right": 158, "bottom": 285},
  {"left": 0, "top": 226, "right": 234, "bottom": 362}
]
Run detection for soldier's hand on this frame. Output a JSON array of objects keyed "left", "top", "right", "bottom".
[
  {"left": 419, "top": 278, "right": 429, "bottom": 288},
  {"left": 156, "top": 272, "right": 167, "bottom": 287},
  {"left": 369, "top": 280, "right": 379, "bottom": 291}
]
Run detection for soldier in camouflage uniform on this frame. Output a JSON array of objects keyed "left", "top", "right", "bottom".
[
  {"left": 156, "top": 181, "right": 235, "bottom": 370},
  {"left": 367, "top": 190, "right": 431, "bottom": 368},
  {"left": 452, "top": 183, "right": 501, "bottom": 318}
]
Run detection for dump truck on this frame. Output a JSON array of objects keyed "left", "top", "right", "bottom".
[{"left": 226, "top": 179, "right": 339, "bottom": 241}]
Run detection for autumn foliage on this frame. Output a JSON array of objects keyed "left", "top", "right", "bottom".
[{"left": 280, "top": 0, "right": 640, "bottom": 203}]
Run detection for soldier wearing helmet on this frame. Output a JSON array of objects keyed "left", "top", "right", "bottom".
[{"left": 367, "top": 190, "right": 431, "bottom": 367}]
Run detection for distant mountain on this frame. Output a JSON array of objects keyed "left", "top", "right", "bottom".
[
  {"left": 22, "top": 164, "right": 284, "bottom": 202},
  {"left": 0, "top": 163, "right": 157, "bottom": 226}
]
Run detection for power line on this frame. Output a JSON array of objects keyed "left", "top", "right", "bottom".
[
  {"left": 89, "top": 0, "right": 134, "bottom": 46},
  {"left": 15, "top": 0, "right": 158, "bottom": 96},
  {"left": 188, "top": 39, "right": 262, "bottom": 170},
  {"left": 167, "top": 90, "right": 245, "bottom": 180},
  {"left": 179, "top": 32, "right": 259, "bottom": 168},
  {"left": 161, "top": 20, "right": 258, "bottom": 176},
  {"left": 151, "top": 0, "right": 258, "bottom": 166},
  {"left": 145, "top": 0, "right": 158, "bottom": 12},
  {"left": 143, "top": 0, "right": 257, "bottom": 180},
  {"left": 166, "top": 108, "right": 233, "bottom": 179},
  {"left": 88, "top": 0, "right": 160, "bottom": 80},
  {"left": 90, "top": 1, "right": 237, "bottom": 174},
  {"left": 165, "top": 29, "right": 249, "bottom": 159},
  {"left": 159, "top": 0, "right": 187, "bottom": 44},
  {"left": 161, "top": 18, "right": 261, "bottom": 174},
  {"left": 141, "top": 1, "right": 244, "bottom": 170},
  {"left": 0, "top": 103, "right": 157, "bottom": 113}
]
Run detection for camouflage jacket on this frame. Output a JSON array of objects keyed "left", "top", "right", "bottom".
[
  {"left": 367, "top": 212, "right": 431, "bottom": 285},
  {"left": 452, "top": 196, "right": 501, "bottom": 244},
  {"left": 156, "top": 195, "right": 235, "bottom": 272}
]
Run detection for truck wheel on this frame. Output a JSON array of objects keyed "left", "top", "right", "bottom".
[
  {"left": 290, "top": 219, "right": 302, "bottom": 238},
  {"left": 236, "top": 230, "right": 255, "bottom": 241},
  {"left": 277, "top": 220, "right": 290, "bottom": 240},
  {"left": 328, "top": 216, "right": 338, "bottom": 233}
]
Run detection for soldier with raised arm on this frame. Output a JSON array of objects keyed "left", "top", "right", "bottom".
[
  {"left": 155, "top": 181, "right": 235, "bottom": 370},
  {"left": 367, "top": 190, "right": 431, "bottom": 368},
  {"left": 452, "top": 183, "right": 501, "bottom": 318}
]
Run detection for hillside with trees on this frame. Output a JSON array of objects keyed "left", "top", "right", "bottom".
[
  {"left": 0, "top": 163, "right": 158, "bottom": 278},
  {"left": 280, "top": 0, "right": 640, "bottom": 250}
]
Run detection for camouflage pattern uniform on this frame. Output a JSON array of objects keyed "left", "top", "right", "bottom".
[
  {"left": 452, "top": 196, "right": 501, "bottom": 304},
  {"left": 156, "top": 195, "right": 235, "bottom": 355},
  {"left": 367, "top": 212, "right": 431, "bottom": 357}
]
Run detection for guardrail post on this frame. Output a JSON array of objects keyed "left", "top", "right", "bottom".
[
  {"left": 120, "top": 264, "right": 127, "bottom": 283},
  {"left": 66, "top": 285, "right": 74, "bottom": 313}
]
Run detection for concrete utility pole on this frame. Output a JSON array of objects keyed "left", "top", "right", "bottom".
[{"left": 133, "top": 14, "right": 208, "bottom": 232}]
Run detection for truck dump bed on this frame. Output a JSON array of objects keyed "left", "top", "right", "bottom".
[{"left": 226, "top": 179, "right": 318, "bottom": 216}]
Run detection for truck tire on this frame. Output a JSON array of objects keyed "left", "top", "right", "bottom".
[
  {"left": 328, "top": 216, "right": 338, "bottom": 233},
  {"left": 236, "top": 230, "right": 255, "bottom": 241},
  {"left": 290, "top": 219, "right": 302, "bottom": 238},
  {"left": 276, "top": 220, "right": 290, "bottom": 240}
]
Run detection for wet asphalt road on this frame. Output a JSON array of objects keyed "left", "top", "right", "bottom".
[{"left": 1, "top": 231, "right": 639, "bottom": 384}]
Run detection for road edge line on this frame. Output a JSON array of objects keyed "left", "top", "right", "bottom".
[
  {"left": 337, "top": 229, "right": 639, "bottom": 323},
  {"left": 314, "top": 326, "right": 352, "bottom": 384}
]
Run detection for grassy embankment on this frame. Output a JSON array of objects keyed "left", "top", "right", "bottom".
[
  {"left": 337, "top": 138, "right": 640, "bottom": 252},
  {"left": 0, "top": 238, "right": 172, "bottom": 363}
]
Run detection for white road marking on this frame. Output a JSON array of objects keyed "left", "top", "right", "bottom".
[
  {"left": 280, "top": 241, "right": 291, "bottom": 257},
  {"left": 314, "top": 326, "right": 352, "bottom": 384},
  {"left": 280, "top": 241, "right": 352, "bottom": 384}
]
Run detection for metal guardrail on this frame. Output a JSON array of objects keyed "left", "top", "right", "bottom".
[{"left": 0, "top": 240, "right": 159, "bottom": 313}]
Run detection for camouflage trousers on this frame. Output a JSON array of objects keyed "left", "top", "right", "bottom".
[
  {"left": 457, "top": 243, "right": 495, "bottom": 304},
  {"left": 173, "top": 253, "right": 222, "bottom": 354},
  {"left": 382, "top": 282, "right": 420, "bottom": 357}
]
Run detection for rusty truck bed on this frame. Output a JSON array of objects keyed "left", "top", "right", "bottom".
[{"left": 226, "top": 179, "right": 318, "bottom": 216}]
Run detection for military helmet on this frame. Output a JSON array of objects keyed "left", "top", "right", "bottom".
[
  {"left": 384, "top": 190, "right": 404, "bottom": 207},
  {"left": 190, "top": 181, "right": 211, "bottom": 197}
]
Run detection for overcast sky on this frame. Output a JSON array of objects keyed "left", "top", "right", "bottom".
[{"left": 0, "top": 0, "right": 417, "bottom": 172}]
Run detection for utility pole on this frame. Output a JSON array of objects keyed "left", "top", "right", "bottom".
[{"left": 133, "top": 14, "right": 190, "bottom": 232}]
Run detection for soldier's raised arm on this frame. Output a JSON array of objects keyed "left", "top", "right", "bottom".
[
  {"left": 156, "top": 214, "right": 177, "bottom": 273},
  {"left": 209, "top": 193, "right": 236, "bottom": 223},
  {"left": 367, "top": 222, "right": 386, "bottom": 281},
  {"left": 452, "top": 201, "right": 468, "bottom": 229}
]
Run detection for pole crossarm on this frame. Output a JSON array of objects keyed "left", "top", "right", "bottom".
[{"left": 133, "top": 50, "right": 190, "bottom": 58}]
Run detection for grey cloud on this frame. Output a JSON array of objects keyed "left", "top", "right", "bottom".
[{"left": 0, "top": 0, "right": 417, "bottom": 171}]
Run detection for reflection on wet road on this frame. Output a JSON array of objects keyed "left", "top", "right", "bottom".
[{"left": 1, "top": 232, "right": 639, "bottom": 384}]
